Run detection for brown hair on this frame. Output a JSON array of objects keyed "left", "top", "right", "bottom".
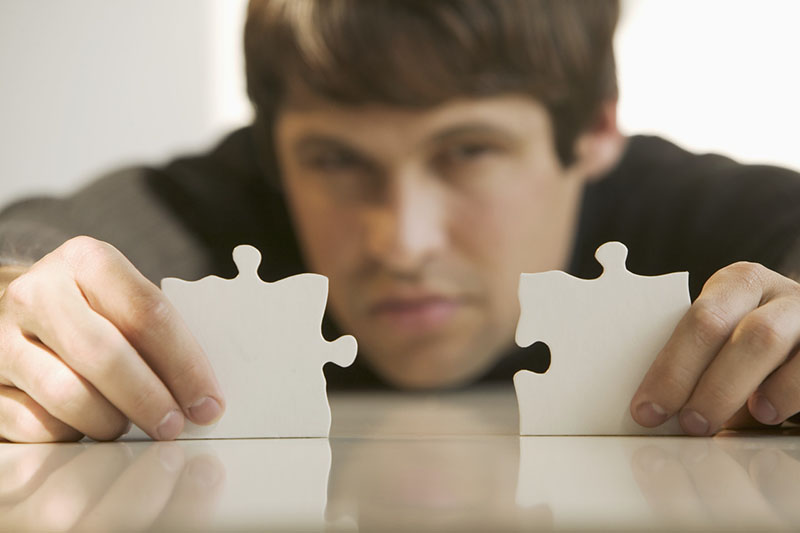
[{"left": 245, "top": 0, "right": 620, "bottom": 169}]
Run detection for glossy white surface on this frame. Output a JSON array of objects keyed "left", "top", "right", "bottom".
[{"left": 1, "top": 386, "right": 798, "bottom": 531}]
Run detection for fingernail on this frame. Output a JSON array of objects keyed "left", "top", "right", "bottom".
[
  {"left": 635, "top": 402, "right": 669, "bottom": 427},
  {"left": 156, "top": 410, "right": 184, "bottom": 440},
  {"left": 752, "top": 393, "right": 779, "bottom": 425},
  {"left": 188, "top": 397, "right": 223, "bottom": 425},
  {"left": 680, "top": 409, "right": 710, "bottom": 436}
]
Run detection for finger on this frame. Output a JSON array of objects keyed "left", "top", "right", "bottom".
[
  {"left": 76, "top": 443, "right": 185, "bottom": 532},
  {"left": 5, "top": 335, "right": 129, "bottom": 441},
  {"left": 11, "top": 270, "right": 184, "bottom": 441},
  {"left": 0, "top": 384, "right": 82, "bottom": 443},
  {"left": 748, "top": 345, "right": 800, "bottom": 425},
  {"left": 631, "top": 262, "right": 784, "bottom": 429},
  {"left": 59, "top": 237, "right": 224, "bottom": 425},
  {"left": 680, "top": 296, "right": 800, "bottom": 435}
]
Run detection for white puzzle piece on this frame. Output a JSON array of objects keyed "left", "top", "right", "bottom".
[
  {"left": 514, "top": 241, "right": 690, "bottom": 435},
  {"left": 129, "top": 244, "right": 358, "bottom": 439}
]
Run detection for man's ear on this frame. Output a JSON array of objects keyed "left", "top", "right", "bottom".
[{"left": 568, "top": 99, "right": 626, "bottom": 182}]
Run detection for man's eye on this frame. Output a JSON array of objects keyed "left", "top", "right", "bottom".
[
  {"left": 432, "top": 142, "right": 500, "bottom": 175},
  {"left": 305, "top": 152, "right": 362, "bottom": 172},
  {"left": 441, "top": 142, "right": 497, "bottom": 163},
  {"left": 457, "top": 143, "right": 493, "bottom": 158}
]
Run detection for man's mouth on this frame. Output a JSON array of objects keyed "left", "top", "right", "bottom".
[{"left": 369, "top": 295, "right": 463, "bottom": 334}]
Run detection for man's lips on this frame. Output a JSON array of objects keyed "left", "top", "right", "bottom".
[{"left": 369, "top": 295, "right": 464, "bottom": 333}]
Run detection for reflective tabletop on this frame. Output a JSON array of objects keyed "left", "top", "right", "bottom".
[{"left": 1, "top": 386, "right": 798, "bottom": 531}]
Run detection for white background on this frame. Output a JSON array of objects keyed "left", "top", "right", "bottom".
[{"left": 1, "top": 0, "right": 799, "bottom": 207}]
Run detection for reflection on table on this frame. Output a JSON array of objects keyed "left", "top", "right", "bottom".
[{"left": 0, "top": 386, "right": 798, "bottom": 531}]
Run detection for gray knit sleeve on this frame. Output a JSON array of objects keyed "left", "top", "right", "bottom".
[
  {"left": 0, "top": 127, "right": 302, "bottom": 285},
  {"left": 0, "top": 166, "right": 216, "bottom": 282}
]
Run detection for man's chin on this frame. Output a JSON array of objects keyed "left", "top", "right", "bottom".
[{"left": 363, "top": 347, "right": 491, "bottom": 390}]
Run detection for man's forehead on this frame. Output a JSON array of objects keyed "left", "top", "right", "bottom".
[{"left": 278, "top": 82, "right": 548, "bottom": 132}]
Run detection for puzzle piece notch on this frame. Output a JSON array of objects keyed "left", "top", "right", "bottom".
[
  {"left": 127, "top": 244, "right": 358, "bottom": 440},
  {"left": 514, "top": 241, "right": 689, "bottom": 436}
]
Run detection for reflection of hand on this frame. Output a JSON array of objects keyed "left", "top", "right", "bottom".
[
  {"left": 630, "top": 439, "right": 793, "bottom": 530},
  {"left": 632, "top": 262, "right": 800, "bottom": 435},
  {"left": 0, "top": 442, "right": 225, "bottom": 531},
  {"left": 0, "top": 237, "right": 225, "bottom": 442},
  {"left": 746, "top": 446, "right": 800, "bottom": 525}
]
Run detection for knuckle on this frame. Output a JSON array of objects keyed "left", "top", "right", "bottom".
[
  {"left": 688, "top": 301, "right": 733, "bottom": 348},
  {"left": 126, "top": 293, "right": 173, "bottom": 337},
  {"left": 60, "top": 235, "right": 102, "bottom": 257},
  {"left": 59, "top": 236, "right": 117, "bottom": 270},
  {"left": 127, "top": 381, "right": 171, "bottom": 426},
  {"left": 734, "top": 315, "right": 787, "bottom": 353},
  {"left": 169, "top": 356, "right": 205, "bottom": 394},
  {"left": 36, "top": 364, "right": 84, "bottom": 413},
  {"left": 697, "top": 382, "right": 739, "bottom": 414},
  {"left": 648, "top": 365, "right": 696, "bottom": 409},
  {"left": 129, "top": 385, "right": 156, "bottom": 414},
  {"left": 3, "top": 275, "right": 36, "bottom": 310},
  {"left": 789, "top": 280, "right": 800, "bottom": 298},
  {"left": 726, "top": 261, "right": 767, "bottom": 290}
]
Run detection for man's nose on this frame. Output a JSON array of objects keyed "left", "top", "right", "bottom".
[{"left": 364, "top": 170, "right": 447, "bottom": 275}]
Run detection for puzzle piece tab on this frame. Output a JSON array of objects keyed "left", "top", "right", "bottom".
[
  {"left": 514, "top": 241, "right": 689, "bottom": 435},
  {"left": 130, "top": 245, "right": 357, "bottom": 439}
]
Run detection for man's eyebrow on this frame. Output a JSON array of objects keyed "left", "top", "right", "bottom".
[
  {"left": 291, "top": 135, "right": 356, "bottom": 155},
  {"left": 427, "top": 122, "right": 519, "bottom": 144},
  {"left": 291, "top": 135, "right": 380, "bottom": 171}
]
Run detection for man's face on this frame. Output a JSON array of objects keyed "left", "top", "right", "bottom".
[{"left": 275, "top": 92, "right": 589, "bottom": 388}]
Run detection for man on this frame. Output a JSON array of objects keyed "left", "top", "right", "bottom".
[{"left": 0, "top": 0, "right": 799, "bottom": 442}]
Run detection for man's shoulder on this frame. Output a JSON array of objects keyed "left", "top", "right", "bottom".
[
  {"left": 607, "top": 135, "right": 800, "bottom": 190},
  {"left": 572, "top": 135, "right": 800, "bottom": 296}
]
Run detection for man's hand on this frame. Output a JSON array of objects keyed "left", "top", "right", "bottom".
[
  {"left": 0, "top": 236, "right": 225, "bottom": 442},
  {"left": 631, "top": 261, "right": 800, "bottom": 435}
]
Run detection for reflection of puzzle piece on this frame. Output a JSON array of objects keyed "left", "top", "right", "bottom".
[
  {"left": 516, "top": 437, "right": 658, "bottom": 527},
  {"left": 184, "top": 439, "right": 333, "bottom": 529},
  {"left": 514, "top": 241, "right": 688, "bottom": 435},
  {"left": 131, "top": 245, "right": 357, "bottom": 439}
]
